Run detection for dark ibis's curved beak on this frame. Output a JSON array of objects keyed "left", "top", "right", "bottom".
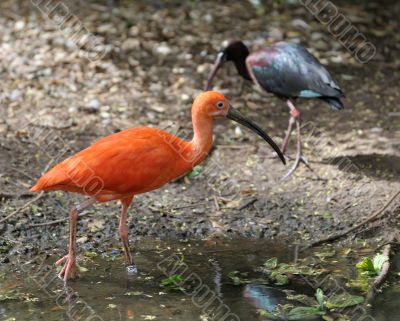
[
  {"left": 226, "top": 107, "right": 286, "bottom": 165},
  {"left": 204, "top": 51, "right": 226, "bottom": 91}
]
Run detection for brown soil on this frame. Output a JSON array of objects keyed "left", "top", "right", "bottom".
[{"left": 0, "top": 0, "right": 399, "bottom": 259}]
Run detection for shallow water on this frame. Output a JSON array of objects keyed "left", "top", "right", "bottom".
[{"left": 0, "top": 239, "right": 398, "bottom": 321}]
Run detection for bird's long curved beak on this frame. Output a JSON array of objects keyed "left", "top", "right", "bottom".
[
  {"left": 204, "top": 52, "right": 225, "bottom": 91},
  {"left": 226, "top": 107, "right": 286, "bottom": 165}
]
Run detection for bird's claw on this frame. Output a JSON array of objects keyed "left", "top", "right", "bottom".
[
  {"left": 282, "top": 154, "right": 311, "bottom": 179},
  {"left": 299, "top": 155, "right": 309, "bottom": 166},
  {"left": 56, "top": 254, "right": 77, "bottom": 282}
]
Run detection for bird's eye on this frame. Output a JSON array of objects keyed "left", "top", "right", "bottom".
[{"left": 216, "top": 101, "right": 225, "bottom": 109}]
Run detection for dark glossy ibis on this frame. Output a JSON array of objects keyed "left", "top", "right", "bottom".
[{"left": 205, "top": 40, "right": 344, "bottom": 177}]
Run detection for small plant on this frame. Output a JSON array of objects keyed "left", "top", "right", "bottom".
[
  {"left": 228, "top": 271, "right": 249, "bottom": 285},
  {"left": 356, "top": 253, "right": 388, "bottom": 276},
  {"left": 284, "top": 288, "right": 364, "bottom": 320},
  {"left": 270, "top": 271, "right": 289, "bottom": 285},
  {"left": 315, "top": 288, "right": 325, "bottom": 310},
  {"left": 259, "top": 257, "right": 323, "bottom": 286},
  {"left": 349, "top": 253, "right": 389, "bottom": 292},
  {"left": 160, "top": 274, "right": 184, "bottom": 292},
  {"left": 187, "top": 165, "right": 203, "bottom": 179}
]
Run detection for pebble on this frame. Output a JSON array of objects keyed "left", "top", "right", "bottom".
[
  {"left": 156, "top": 44, "right": 172, "bottom": 55},
  {"left": 121, "top": 38, "right": 140, "bottom": 51},
  {"left": 290, "top": 19, "right": 309, "bottom": 30},
  {"left": 235, "top": 126, "right": 243, "bottom": 137},
  {"left": 181, "top": 93, "right": 190, "bottom": 102},
  {"left": 87, "top": 98, "right": 100, "bottom": 111},
  {"left": 14, "top": 20, "right": 25, "bottom": 30},
  {"left": 10, "top": 89, "right": 21, "bottom": 101}
]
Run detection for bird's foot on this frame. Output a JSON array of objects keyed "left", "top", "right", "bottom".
[
  {"left": 56, "top": 254, "right": 77, "bottom": 282},
  {"left": 283, "top": 155, "right": 311, "bottom": 179},
  {"left": 126, "top": 265, "right": 138, "bottom": 274}
]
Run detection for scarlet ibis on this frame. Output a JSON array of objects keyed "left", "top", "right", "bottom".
[
  {"left": 30, "top": 91, "right": 285, "bottom": 282},
  {"left": 205, "top": 40, "right": 344, "bottom": 177}
]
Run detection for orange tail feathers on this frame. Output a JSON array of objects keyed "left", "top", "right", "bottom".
[{"left": 29, "top": 184, "right": 42, "bottom": 192}]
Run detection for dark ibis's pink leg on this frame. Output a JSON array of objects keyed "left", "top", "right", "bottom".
[
  {"left": 56, "top": 197, "right": 96, "bottom": 283},
  {"left": 283, "top": 100, "right": 312, "bottom": 178},
  {"left": 281, "top": 115, "right": 296, "bottom": 156}
]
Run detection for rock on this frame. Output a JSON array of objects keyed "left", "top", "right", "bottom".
[
  {"left": 121, "top": 38, "right": 140, "bottom": 51},
  {"left": 10, "top": 89, "right": 21, "bottom": 101},
  {"left": 310, "top": 32, "right": 324, "bottom": 41},
  {"left": 235, "top": 126, "right": 243, "bottom": 138},
  {"left": 268, "top": 27, "right": 284, "bottom": 41},
  {"left": 14, "top": 20, "right": 25, "bottom": 31},
  {"left": 156, "top": 44, "right": 172, "bottom": 55},
  {"left": 196, "top": 64, "right": 207, "bottom": 73},
  {"left": 290, "top": 19, "right": 309, "bottom": 30},
  {"left": 86, "top": 98, "right": 100, "bottom": 112},
  {"left": 314, "top": 40, "right": 328, "bottom": 51},
  {"left": 180, "top": 93, "right": 190, "bottom": 102}
]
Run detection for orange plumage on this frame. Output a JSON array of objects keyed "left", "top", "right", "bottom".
[
  {"left": 30, "top": 90, "right": 219, "bottom": 200},
  {"left": 30, "top": 128, "right": 201, "bottom": 201}
]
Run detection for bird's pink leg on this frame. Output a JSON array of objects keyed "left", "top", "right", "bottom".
[
  {"left": 283, "top": 100, "right": 312, "bottom": 178},
  {"left": 56, "top": 197, "right": 96, "bottom": 282},
  {"left": 281, "top": 115, "right": 296, "bottom": 156},
  {"left": 119, "top": 197, "right": 136, "bottom": 273}
]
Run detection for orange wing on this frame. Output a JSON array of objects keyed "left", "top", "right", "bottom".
[{"left": 30, "top": 128, "right": 194, "bottom": 199}]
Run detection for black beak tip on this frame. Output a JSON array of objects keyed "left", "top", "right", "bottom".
[
  {"left": 279, "top": 153, "right": 286, "bottom": 165},
  {"left": 227, "top": 107, "right": 286, "bottom": 167}
]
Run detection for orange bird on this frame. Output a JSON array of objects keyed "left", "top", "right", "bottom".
[{"left": 30, "top": 91, "right": 285, "bottom": 282}]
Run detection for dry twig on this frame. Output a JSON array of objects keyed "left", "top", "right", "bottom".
[
  {"left": 366, "top": 234, "right": 398, "bottom": 304},
  {"left": 309, "top": 189, "right": 400, "bottom": 247},
  {"left": 0, "top": 191, "right": 44, "bottom": 224},
  {"left": 0, "top": 192, "right": 35, "bottom": 199},
  {"left": 29, "top": 211, "right": 91, "bottom": 227}
]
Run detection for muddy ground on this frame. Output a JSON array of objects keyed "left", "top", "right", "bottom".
[{"left": 0, "top": 0, "right": 399, "bottom": 259}]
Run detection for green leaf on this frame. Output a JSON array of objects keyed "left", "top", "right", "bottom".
[
  {"left": 257, "top": 309, "right": 275, "bottom": 317},
  {"left": 372, "top": 254, "right": 388, "bottom": 273},
  {"left": 84, "top": 251, "right": 97, "bottom": 258},
  {"left": 264, "top": 257, "right": 279, "bottom": 269},
  {"left": 0, "top": 290, "right": 21, "bottom": 301},
  {"left": 325, "top": 293, "right": 364, "bottom": 309},
  {"left": 227, "top": 271, "right": 249, "bottom": 285},
  {"left": 287, "top": 306, "right": 326, "bottom": 320},
  {"left": 315, "top": 288, "right": 325, "bottom": 309},
  {"left": 347, "top": 273, "right": 370, "bottom": 292},
  {"left": 160, "top": 274, "right": 184, "bottom": 291},
  {"left": 187, "top": 165, "right": 203, "bottom": 178},
  {"left": 286, "top": 294, "right": 317, "bottom": 307},
  {"left": 161, "top": 274, "right": 183, "bottom": 286},
  {"left": 271, "top": 271, "right": 289, "bottom": 285},
  {"left": 277, "top": 263, "right": 321, "bottom": 276},
  {"left": 356, "top": 257, "right": 375, "bottom": 273}
]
